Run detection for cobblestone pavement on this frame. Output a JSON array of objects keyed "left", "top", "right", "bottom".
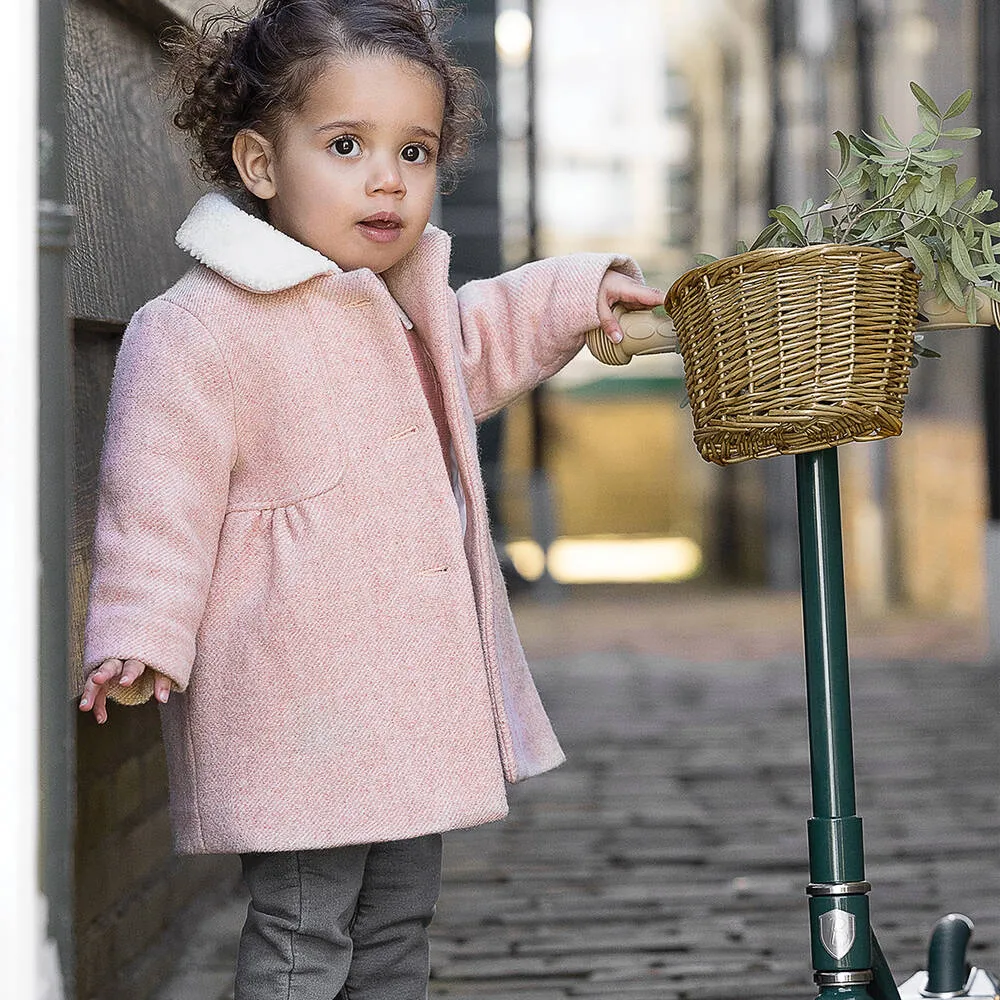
[{"left": 154, "top": 587, "right": 999, "bottom": 1000}]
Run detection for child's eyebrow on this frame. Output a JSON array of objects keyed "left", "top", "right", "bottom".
[
  {"left": 315, "top": 119, "right": 441, "bottom": 142},
  {"left": 406, "top": 126, "right": 442, "bottom": 144},
  {"left": 315, "top": 119, "right": 373, "bottom": 134}
]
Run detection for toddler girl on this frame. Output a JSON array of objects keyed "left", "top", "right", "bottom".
[{"left": 78, "top": 1, "right": 663, "bottom": 997}]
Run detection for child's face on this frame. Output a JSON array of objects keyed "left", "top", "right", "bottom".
[{"left": 248, "top": 55, "right": 445, "bottom": 273}]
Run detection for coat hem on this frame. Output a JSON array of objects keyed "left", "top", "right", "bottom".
[{"left": 171, "top": 800, "right": 511, "bottom": 856}]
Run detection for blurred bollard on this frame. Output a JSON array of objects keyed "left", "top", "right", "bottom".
[{"left": 528, "top": 386, "right": 562, "bottom": 603}]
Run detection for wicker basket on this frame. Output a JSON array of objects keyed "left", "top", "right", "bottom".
[{"left": 665, "top": 244, "right": 921, "bottom": 465}]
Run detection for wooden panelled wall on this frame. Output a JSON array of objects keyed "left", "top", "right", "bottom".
[{"left": 67, "top": 2, "right": 240, "bottom": 999}]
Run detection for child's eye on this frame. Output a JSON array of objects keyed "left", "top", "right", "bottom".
[
  {"left": 400, "top": 143, "right": 431, "bottom": 164},
  {"left": 331, "top": 136, "right": 361, "bottom": 157}
]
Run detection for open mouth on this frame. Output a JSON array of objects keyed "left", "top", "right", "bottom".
[{"left": 357, "top": 212, "right": 403, "bottom": 243}]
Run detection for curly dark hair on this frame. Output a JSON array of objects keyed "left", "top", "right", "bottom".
[{"left": 163, "top": 0, "right": 485, "bottom": 194}]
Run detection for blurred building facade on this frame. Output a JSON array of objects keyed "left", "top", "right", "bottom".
[{"left": 496, "top": 0, "right": 993, "bottom": 621}]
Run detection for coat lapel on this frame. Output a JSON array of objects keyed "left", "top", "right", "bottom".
[
  {"left": 383, "top": 228, "right": 452, "bottom": 342},
  {"left": 383, "top": 227, "right": 463, "bottom": 398}
]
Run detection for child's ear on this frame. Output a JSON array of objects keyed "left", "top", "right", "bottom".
[{"left": 232, "top": 129, "right": 278, "bottom": 199}]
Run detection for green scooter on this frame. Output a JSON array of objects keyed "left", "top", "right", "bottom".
[{"left": 586, "top": 289, "right": 999, "bottom": 1000}]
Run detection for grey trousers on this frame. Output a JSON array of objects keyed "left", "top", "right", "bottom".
[{"left": 235, "top": 834, "right": 443, "bottom": 1000}]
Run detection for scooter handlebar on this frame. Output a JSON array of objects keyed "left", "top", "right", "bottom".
[
  {"left": 584, "top": 287, "right": 999, "bottom": 367},
  {"left": 916, "top": 286, "right": 1000, "bottom": 331},
  {"left": 584, "top": 306, "right": 677, "bottom": 366}
]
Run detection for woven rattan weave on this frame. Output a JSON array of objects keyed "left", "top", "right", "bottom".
[{"left": 664, "top": 244, "right": 920, "bottom": 465}]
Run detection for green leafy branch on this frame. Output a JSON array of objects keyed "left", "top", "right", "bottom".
[{"left": 696, "top": 83, "right": 1000, "bottom": 331}]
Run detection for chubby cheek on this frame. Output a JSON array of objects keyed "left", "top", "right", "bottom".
[{"left": 411, "top": 176, "right": 438, "bottom": 225}]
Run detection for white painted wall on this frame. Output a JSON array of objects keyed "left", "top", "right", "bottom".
[{"left": 0, "top": 6, "right": 44, "bottom": 997}]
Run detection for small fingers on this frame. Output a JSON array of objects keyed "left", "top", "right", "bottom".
[
  {"left": 92, "top": 657, "right": 123, "bottom": 685},
  {"left": 597, "top": 271, "right": 667, "bottom": 343},
  {"left": 153, "top": 673, "right": 172, "bottom": 705},
  {"left": 93, "top": 687, "right": 109, "bottom": 725},
  {"left": 118, "top": 658, "right": 147, "bottom": 689},
  {"left": 79, "top": 658, "right": 159, "bottom": 723},
  {"left": 79, "top": 658, "right": 122, "bottom": 713},
  {"left": 614, "top": 284, "right": 666, "bottom": 310},
  {"left": 596, "top": 298, "right": 623, "bottom": 343}
]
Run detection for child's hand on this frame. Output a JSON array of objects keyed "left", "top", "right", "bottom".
[
  {"left": 79, "top": 658, "right": 171, "bottom": 724},
  {"left": 597, "top": 271, "right": 666, "bottom": 344}
]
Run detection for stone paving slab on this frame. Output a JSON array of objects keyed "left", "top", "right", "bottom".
[
  {"left": 153, "top": 590, "right": 999, "bottom": 1000},
  {"left": 426, "top": 650, "right": 998, "bottom": 999}
]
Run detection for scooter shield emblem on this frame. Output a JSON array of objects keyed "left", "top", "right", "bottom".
[{"left": 819, "top": 909, "right": 856, "bottom": 960}]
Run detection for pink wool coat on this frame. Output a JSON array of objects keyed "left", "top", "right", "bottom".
[{"left": 84, "top": 192, "right": 640, "bottom": 854}]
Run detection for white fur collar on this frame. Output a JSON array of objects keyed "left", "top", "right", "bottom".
[
  {"left": 175, "top": 193, "right": 416, "bottom": 327},
  {"left": 176, "top": 192, "right": 340, "bottom": 293}
]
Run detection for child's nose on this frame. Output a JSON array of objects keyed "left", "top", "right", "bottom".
[{"left": 367, "top": 154, "right": 405, "bottom": 196}]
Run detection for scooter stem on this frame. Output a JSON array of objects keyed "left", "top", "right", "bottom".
[{"left": 796, "top": 449, "right": 876, "bottom": 1000}]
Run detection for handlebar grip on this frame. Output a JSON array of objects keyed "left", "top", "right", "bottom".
[
  {"left": 917, "top": 285, "right": 1000, "bottom": 330},
  {"left": 926, "top": 913, "right": 975, "bottom": 996},
  {"left": 585, "top": 307, "right": 677, "bottom": 366}
]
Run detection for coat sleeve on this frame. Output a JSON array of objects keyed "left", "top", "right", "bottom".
[
  {"left": 82, "top": 297, "right": 237, "bottom": 705},
  {"left": 453, "top": 252, "right": 642, "bottom": 421}
]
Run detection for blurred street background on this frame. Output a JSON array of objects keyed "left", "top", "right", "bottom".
[
  {"left": 17, "top": 0, "right": 1000, "bottom": 998},
  {"left": 487, "top": 0, "right": 996, "bottom": 624}
]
